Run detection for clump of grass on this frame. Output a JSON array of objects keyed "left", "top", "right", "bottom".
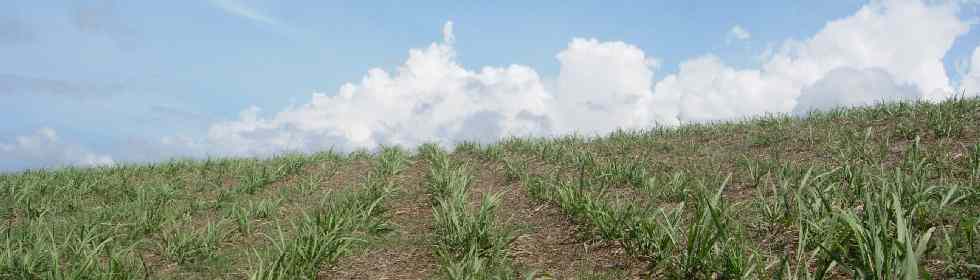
[
  {"left": 502, "top": 158, "right": 529, "bottom": 184},
  {"left": 425, "top": 147, "right": 516, "bottom": 279},
  {"left": 156, "top": 219, "right": 228, "bottom": 265},
  {"left": 235, "top": 167, "right": 274, "bottom": 195},
  {"left": 251, "top": 210, "right": 357, "bottom": 280},
  {"left": 769, "top": 163, "right": 971, "bottom": 279},
  {"left": 751, "top": 177, "right": 795, "bottom": 232},
  {"left": 3, "top": 96, "right": 980, "bottom": 279},
  {"left": 128, "top": 185, "right": 177, "bottom": 235},
  {"left": 1, "top": 223, "right": 147, "bottom": 279},
  {"left": 514, "top": 155, "right": 759, "bottom": 278},
  {"left": 771, "top": 219, "right": 835, "bottom": 280},
  {"left": 969, "top": 143, "right": 980, "bottom": 182},
  {"left": 454, "top": 141, "right": 482, "bottom": 155},
  {"left": 228, "top": 205, "right": 256, "bottom": 237},
  {"left": 645, "top": 171, "right": 691, "bottom": 203},
  {"left": 647, "top": 178, "right": 758, "bottom": 279},
  {"left": 222, "top": 197, "right": 282, "bottom": 237},
  {"left": 937, "top": 216, "right": 980, "bottom": 277},
  {"left": 233, "top": 154, "right": 311, "bottom": 195},
  {"left": 376, "top": 146, "right": 408, "bottom": 178},
  {"left": 481, "top": 144, "right": 505, "bottom": 162},
  {"left": 816, "top": 195, "right": 935, "bottom": 279},
  {"left": 248, "top": 149, "right": 406, "bottom": 279},
  {"left": 925, "top": 94, "right": 973, "bottom": 139},
  {"left": 252, "top": 198, "right": 282, "bottom": 219}
]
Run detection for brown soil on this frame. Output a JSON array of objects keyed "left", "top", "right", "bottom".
[
  {"left": 144, "top": 158, "right": 376, "bottom": 279},
  {"left": 458, "top": 154, "right": 645, "bottom": 279},
  {"left": 321, "top": 158, "right": 439, "bottom": 280},
  {"left": 321, "top": 153, "right": 645, "bottom": 279}
]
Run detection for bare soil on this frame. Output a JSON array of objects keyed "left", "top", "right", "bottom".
[{"left": 321, "top": 159, "right": 439, "bottom": 279}]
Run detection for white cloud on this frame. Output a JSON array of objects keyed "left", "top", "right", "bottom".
[
  {"left": 771, "top": 0, "right": 966, "bottom": 101},
  {"left": 0, "top": 128, "right": 114, "bottom": 171},
  {"left": 727, "top": 25, "right": 751, "bottom": 42},
  {"left": 554, "top": 38, "right": 661, "bottom": 134},
  {"left": 4, "top": 0, "right": 973, "bottom": 172},
  {"left": 207, "top": 22, "right": 555, "bottom": 155},
  {"left": 654, "top": 0, "right": 968, "bottom": 122},
  {"left": 651, "top": 55, "right": 793, "bottom": 122},
  {"left": 199, "top": 0, "right": 972, "bottom": 157},
  {"left": 793, "top": 67, "right": 920, "bottom": 114},
  {"left": 957, "top": 46, "right": 980, "bottom": 97},
  {"left": 209, "top": 0, "right": 281, "bottom": 26},
  {"left": 206, "top": 22, "right": 670, "bottom": 156}
]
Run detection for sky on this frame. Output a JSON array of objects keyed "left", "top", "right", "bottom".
[{"left": 2, "top": 0, "right": 980, "bottom": 171}]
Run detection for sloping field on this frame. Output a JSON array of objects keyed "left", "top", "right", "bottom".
[{"left": 2, "top": 98, "right": 979, "bottom": 279}]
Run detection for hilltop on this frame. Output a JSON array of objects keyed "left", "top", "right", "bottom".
[{"left": 2, "top": 97, "right": 979, "bottom": 279}]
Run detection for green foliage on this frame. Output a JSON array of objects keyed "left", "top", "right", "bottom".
[
  {"left": 426, "top": 151, "right": 516, "bottom": 279},
  {"left": 498, "top": 98, "right": 980, "bottom": 279},
  {"left": 970, "top": 143, "right": 980, "bottom": 182},
  {"left": 249, "top": 151, "right": 403, "bottom": 279},
  {"left": 817, "top": 195, "right": 935, "bottom": 279},
  {"left": 156, "top": 220, "right": 228, "bottom": 265},
  {"left": 2, "top": 97, "right": 979, "bottom": 278}
]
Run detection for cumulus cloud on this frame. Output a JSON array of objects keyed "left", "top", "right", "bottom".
[
  {"left": 554, "top": 38, "right": 661, "bottom": 133},
  {"left": 794, "top": 67, "right": 920, "bottom": 113},
  {"left": 651, "top": 55, "right": 792, "bottom": 123},
  {"left": 656, "top": 0, "right": 968, "bottom": 122},
  {"left": 208, "top": 23, "right": 555, "bottom": 155},
  {"left": 196, "top": 0, "right": 971, "bottom": 157},
  {"left": 726, "top": 25, "right": 751, "bottom": 42},
  {"left": 0, "top": 128, "right": 114, "bottom": 171},
  {"left": 957, "top": 46, "right": 980, "bottom": 97},
  {"left": 771, "top": 0, "right": 965, "bottom": 101},
  {"left": 206, "top": 22, "right": 678, "bottom": 156}
]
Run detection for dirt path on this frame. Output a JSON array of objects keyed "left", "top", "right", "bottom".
[
  {"left": 320, "top": 158, "right": 438, "bottom": 280},
  {"left": 458, "top": 154, "right": 643, "bottom": 279}
]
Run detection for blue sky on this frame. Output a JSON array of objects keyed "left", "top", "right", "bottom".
[{"left": 2, "top": 0, "right": 980, "bottom": 171}]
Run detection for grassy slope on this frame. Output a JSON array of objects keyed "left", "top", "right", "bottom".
[{"left": 2, "top": 97, "right": 979, "bottom": 279}]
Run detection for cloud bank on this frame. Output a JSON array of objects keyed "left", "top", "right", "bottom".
[
  {"left": 794, "top": 67, "right": 920, "bottom": 113},
  {"left": 203, "top": 0, "right": 973, "bottom": 157},
  {"left": 4, "top": 0, "right": 976, "bottom": 171},
  {"left": 0, "top": 128, "right": 114, "bottom": 171},
  {"left": 208, "top": 28, "right": 554, "bottom": 154},
  {"left": 958, "top": 46, "right": 980, "bottom": 97}
]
